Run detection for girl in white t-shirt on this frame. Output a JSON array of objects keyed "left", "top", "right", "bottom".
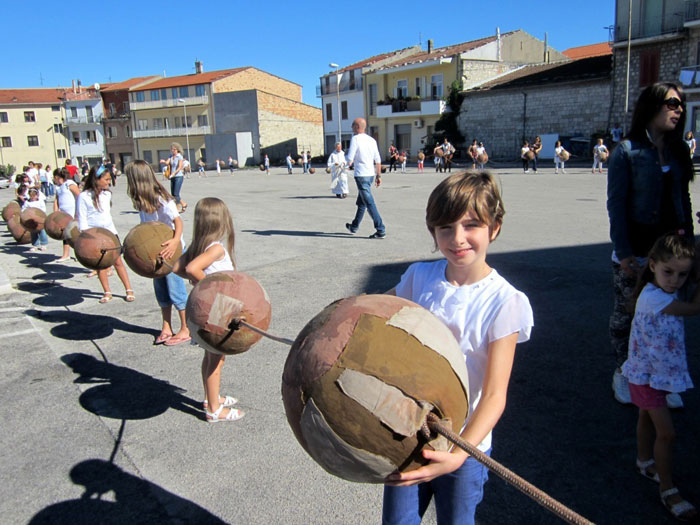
[
  {"left": 593, "top": 138, "right": 609, "bottom": 173},
  {"left": 383, "top": 171, "right": 533, "bottom": 523},
  {"left": 76, "top": 166, "right": 134, "bottom": 303},
  {"left": 621, "top": 232, "right": 698, "bottom": 521},
  {"left": 53, "top": 168, "right": 80, "bottom": 262},
  {"left": 126, "top": 160, "right": 190, "bottom": 347},
  {"left": 24, "top": 188, "right": 49, "bottom": 251},
  {"left": 174, "top": 197, "right": 244, "bottom": 423},
  {"left": 554, "top": 140, "right": 567, "bottom": 174}
]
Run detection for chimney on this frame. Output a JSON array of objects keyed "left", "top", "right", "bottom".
[
  {"left": 427, "top": 39, "right": 433, "bottom": 53},
  {"left": 496, "top": 27, "right": 501, "bottom": 62},
  {"left": 78, "top": 79, "right": 82, "bottom": 94},
  {"left": 195, "top": 60, "right": 203, "bottom": 74},
  {"left": 72, "top": 79, "right": 76, "bottom": 94},
  {"left": 544, "top": 32, "right": 548, "bottom": 63}
]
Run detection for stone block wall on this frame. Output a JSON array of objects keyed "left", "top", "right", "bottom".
[
  {"left": 257, "top": 92, "right": 322, "bottom": 124},
  {"left": 213, "top": 68, "right": 302, "bottom": 101},
  {"left": 257, "top": 107, "right": 323, "bottom": 163},
  {"left": 458, "top": 79, "right": 610, "bottom": 159}
]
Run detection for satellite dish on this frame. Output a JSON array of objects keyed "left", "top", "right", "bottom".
[{"left": 94, "top": 83, "right": 100, "bottom": 91}]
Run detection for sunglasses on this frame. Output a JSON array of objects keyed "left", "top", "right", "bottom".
[{"left": 663, "top": 97, "right": 684, "bottom": 111}]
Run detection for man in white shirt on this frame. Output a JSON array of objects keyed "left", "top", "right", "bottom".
[
  {"left": 345, "top": 118, "right": 386, "bottom": 238},
  {"left": 611, "top": 123, "right": 623, "bottom": 144}
]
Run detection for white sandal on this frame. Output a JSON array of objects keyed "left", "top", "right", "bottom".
[
  {"left": 636, "top": 458, "right": 660, "bottom": 483},
  {"left": 203, "top": 395, "right": 238, "bottom": 411},
  {"left": 660, "top": 487, "right": 697, "bottom": 521},
  {"left": 206, "top": 404, "right": 245, "bottom": 423}
]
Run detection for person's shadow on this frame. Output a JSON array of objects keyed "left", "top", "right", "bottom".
[
  {"left": 28, "top": 459, "right": 227, "bottom": 524},
  {"left": 61, "top": 353, "right": 203, "bottom": 421}
]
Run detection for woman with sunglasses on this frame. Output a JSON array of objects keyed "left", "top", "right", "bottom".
[{"left": 607, "top": 82, "right": 694, "bottom": 407}]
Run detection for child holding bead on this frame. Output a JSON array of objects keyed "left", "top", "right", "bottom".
[
  {"left": 173, "top": 198, "right": 244, "bottom": 423},
  {"left": 125, "top": 160, "right": 191, "bottom": 346},
  {"left": 382, "top": 171, "right": 533, "bottom": 523},
  {"left": 24, "top": 188, "right": 49, "bottom": 252},
  {"left": 53, "top": 168, "right": 79, "bottom": 262}
]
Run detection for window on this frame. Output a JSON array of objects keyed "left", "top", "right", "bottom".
[
  {"left": 430, "top": 75, "right": 443, "bottom": 99},
  {"left": 107, "top": 126, "right": 117, "bottom": 138},
  {"left": 143, "top": 150, "right": 153, "bottom": 164},
  {"left": 51, "top": 105, "right": 60, "bottom": 112},
  {"left": 56, "top": 148, "right": 66, "bottom": 158},
  {"left": 151, "top": 89, "right": 160, "bottom": 101},
  {"left": 86, "top": 106, "right": 93, "bottom": 121},
  {"left": 174, "top": 116, "right": 180, "bottom": 128},
  {"left": 1, "top": 137, "right": 11, "bottom": 147},
  {"left": 72, "top": 131, "right": 80, "bottom": 143},
  {"left": 171, "top": 88, "right": 178, "bottom": 99},
  {"left": 27, "top": 135, "right": 39, "bottom": 146},
  {"left": 135, "top": 92, "right": 145, "bottom": 102},
  {"left": 341, "top": 100, "right": 348, "bottom": 120},
  {"left": 396, "top": 80, "right": 408, "bottom": 98},
  {"left": 0, "top": 112, "right": 7, "bottom": 122},
  {"left": 197, "top": 114, "right": 208, "bottom": 127},
  {"left": 349, "top": 70, "right": 356, "bottom": 90},
  {"left": 639, "top": 50, "right": 660, "bottom": 87},
  {"left": 369, "top": 84, "right": 377, "bottom": 116},
  {"left": 126, "top": 125, "right": 131, "bottom": 137},
  {"left": 161, "top": 88, "right": 168, "bottom": 100},
  {"left": 195, "top": 85, "right": 205, "bottom": 96},
  {"left": 109, "top": 102, "right": 116, "bottom": 116},
  {"left": 153, "top": 118, "right": 163, "bottom": 129},
  {"left": 326, "top": 103, "right": 332, "bottom": 121},
  {"left": 179, "top": 86, "right": 189, "bottom": 98},
  {"left": 163, "top": 117, "right": 169, "bottom": 129},
  {"left": 369, "top": 126, "right": 379, "bottom": 141},
  {"left": 24, "top": 111, "right": 36, "bottom": 122},
  {"left": 415, "top": 77, "right": 422, "bottom": 98},
  {"left": 53, "top": 123, "right": 63, "bottom": 133},
  {"left": 70, "top": 107, "right": 78, "bottom": 118},
  {"left": 137, "top": 119, "right": 148, "bottom": 131},
  {"left": 185, "top": 116, "right": 192, "bottom": 128}
]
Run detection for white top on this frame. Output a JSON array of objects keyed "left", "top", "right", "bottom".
[
  {"left": 202, "top": 241, "right": 234, "bottom": 275},
  {"left": 396, "top": 260, "right": 533, "bottom": 451},
  {"left": 27, "top": 168, "right": 39, "bottom": 185},
  {"left": 521, "top": 146, "right": 530, "bottom": 159},
  {"left": 622, "top": 283, "right": 693, "bottom": 392},
  {"left": 139, "top": 197, "right": 184, "bottom": 248},
  {"left": 56, "top": 180, "right": 77, "bottom": 217},
  {"left": 476, "top": 146, "right": 485, "bottom": 156},
  {"left": 170, "top": 154, "right": 184, "bottom": 178},
  {"left": 23, "top": 196, "right": 47, "bottom": 212},
  {"left": 77, "top": 190, "right": 117, "bottom": 234},
  {"left": 345, "top": 133, "right": 381, "bottom": 178},
  {"left": 593, "top": 144, "right": 608, "bottom": 158},
  {"left": 327, "top": 151, "right": 346, "bottom": 175}
]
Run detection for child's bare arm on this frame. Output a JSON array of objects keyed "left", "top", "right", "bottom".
[
  {"left": 662, "top": 286, "right": 700, "bottom": 316},
  {"left": 183, "top": 244, "right": 225, "bottom": 284}
]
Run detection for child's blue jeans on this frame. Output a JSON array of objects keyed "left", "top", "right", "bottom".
[
  {"left": 153, "top": 272, "right": 188, "bottom": 310},
  {"left": 382, "top": 449, "right": 491, "bottom": 525}
]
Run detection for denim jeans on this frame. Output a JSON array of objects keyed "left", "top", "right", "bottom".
[
  {"left": 350, "top": 176, "right": 385, "bottom": 234},
  {"left": 170, "top": 176, "right": 184, "bottom": 205},
  {"left": 153, "top": 272, "right": 188, "bottom": 310},
  {"left": 382, "top": 449, "right": 491, "bottom": 525},
  {"left": 31, "top": 229, "right": 48, "bottom": 247}
]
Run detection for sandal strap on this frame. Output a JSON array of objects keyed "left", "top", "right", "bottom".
[
  {"left": 636, "top": 458, "right": 655, "bottom": 469},
  {"left": 661, "top": 487, "right": 680, "bottom": 498}
]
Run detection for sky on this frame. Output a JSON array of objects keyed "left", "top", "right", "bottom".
[{"left": 5, "top": 0, "right": 616, "bottom": 108}]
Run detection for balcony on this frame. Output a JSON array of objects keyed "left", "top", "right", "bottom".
[
  {"left": 133, "top": 125, "right": 211, "bottom": 139},
  {"left": 130, "top": 95, "right": 209, "bottom": 111},
  {"left": 316, "top": 77, "right": 364, "bottom": 97},
  {"left": 614, "top": 0, "right": 700, "bottom": 42},
  {"left": 103, "top": 112, "right": 130, "bottom": 120},
  {"left": 375, "top": 98, "right": 450, "bottom": 119},
  {"left": 679, "top": 65, "right": 700, "bottom": 89},
  {"left": 65, "top": 115, "right": 102, "bottom": 125}
]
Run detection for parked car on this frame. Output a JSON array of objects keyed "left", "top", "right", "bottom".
[{"left": 0, "top": 176, "right": 10, "bottom": 189}]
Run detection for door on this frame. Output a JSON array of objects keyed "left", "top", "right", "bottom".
[
  {"left": 394, "top": 124, "right": 411, "bottom": 154},
  {"left": 236, "top": 132, "right": 253, "bottom": 166}
]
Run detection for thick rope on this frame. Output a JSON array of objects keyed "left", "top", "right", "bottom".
[
  {"left": 422, "top": 413, "right": 593, "bottom": 525},
  {"left": 230, "top": 318, "right": 295, "bottom": 346}
]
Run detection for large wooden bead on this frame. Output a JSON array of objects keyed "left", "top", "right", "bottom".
[
  {"left": 73, "top": 227, "right": 121, "bottom": 270},
  {"left": 122, "top": 222, "right": 182, "bottom": 278},
  {"left": 282, "top": 294, "right": 470, "bottom": 483},
  {"left": 2, "top": 201, "right": 20, "bottom": 222},
  {"left": 186, "top": 270, "right": 271, "bottom": 355},
  {"left": 7, "top": 215, "right": 31, "bottom": 244},
  {"left": 45, "top": 211, "right": 74, "bottom": 240},
  {"left": 20, "top": 208, "right": 46, "bottom": 232}
]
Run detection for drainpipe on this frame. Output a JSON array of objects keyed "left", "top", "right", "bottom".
[{"left": 522, "top": 92, "right": 527, "bottom": 141}]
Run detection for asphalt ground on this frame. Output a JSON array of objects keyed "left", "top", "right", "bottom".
[{"left": 0, "top": 161, "right": 698, "bottom": 524}]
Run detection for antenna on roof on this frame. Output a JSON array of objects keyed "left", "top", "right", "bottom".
[
  {"left": 419, "top": 32, "right": 422, "bottom": 47},
  {"left": 39, "top": 72, "right": 44, "bottom": 86}
]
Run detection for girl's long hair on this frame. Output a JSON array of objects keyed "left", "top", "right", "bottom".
[
  {"left": 631, "top": 232, "right": 696, "bottom": 307},
  {"left": 81, "top": 166, "right": 111, "bottom": 210},
  {"left": 183, "top": 198, "right": 236, "bottom": 269},
  {"left": 627, "top": 82, "right": 694, "bottom": 182},
  {"left": 124, "top": 160, "right": 173, "bottom": 214}
]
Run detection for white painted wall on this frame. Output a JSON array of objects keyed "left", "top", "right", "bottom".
[{"left": 321, "top": 91, "right": 364, "bottom": 150}]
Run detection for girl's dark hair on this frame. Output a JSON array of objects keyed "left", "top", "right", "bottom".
[
  {"left": 82, "top": 166, "right": 110, "bottom": 210},
  {"left": 631, "top": 232, "right": 696, "bottom": 306},
  {"left": 628, "top": 82, "right": 693, "bottom": 181}
]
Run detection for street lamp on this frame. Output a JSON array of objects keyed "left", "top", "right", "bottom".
[
  {"left": 329, "top": 63, "right": 342, "bottom": 148},
  {"left": 177, "top": 98, "right": 190, "bottom": 162}
]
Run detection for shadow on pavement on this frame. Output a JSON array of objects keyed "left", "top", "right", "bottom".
[
  {"left": 18, "top": 281, "right": 101, "bottom": 307},
  {"left": 242, "top": 228, "right": 365, "bottom": 239},
  {"left": 28, "top": 459, "right": 226, "bottom": 524},
  {"left": 25, "top": 308, "right": 160, "bottom": 340},
  {"left": 360, "top": 242, "right": 698, "bottom": 524},
  {"left": 61, "top": 353, "right": 203, "bottom": 421}
]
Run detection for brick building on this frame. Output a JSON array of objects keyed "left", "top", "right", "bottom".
[{"left": 128, "top": 63, "right": 322, "bottom": 168}]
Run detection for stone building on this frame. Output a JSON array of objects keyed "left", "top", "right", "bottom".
[
  {"left": 100, "top": 76, "right": 160, "bottom": 170},
  {"left": 457, "top": 49, "right": 612, "bottom": 160},
  {"left": 63, "top": 83, "right": 106, "bottom": 167},
  {"left": 612, "top": 0, "right": 700, "bottom": 134},
  {"left": 128, "top": 63, "right": 322, "bottom": 168}
]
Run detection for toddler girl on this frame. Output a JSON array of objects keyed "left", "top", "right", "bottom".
[
  {"left": 53, "top": 168, "right": 79, "bottom": 262},
  {"left": 593, "top": 138, "right": 609, "bottom": 173},
  {"left": 24, "top": 188, "right": 49, "bottom": 252}
]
